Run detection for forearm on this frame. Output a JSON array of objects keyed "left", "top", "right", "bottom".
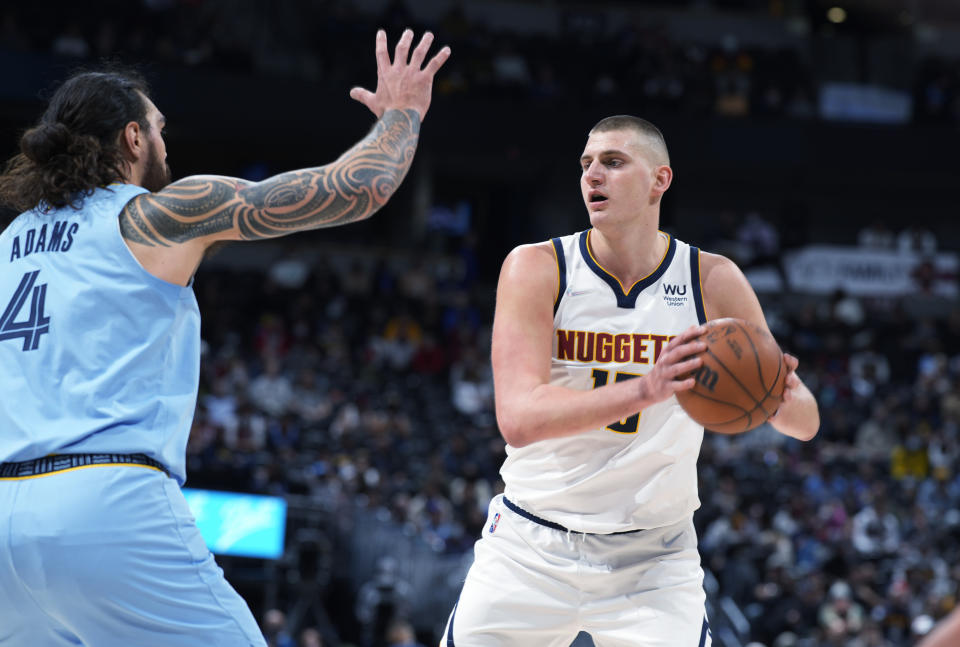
[
  {"left": 770, "top": 378, "right": 819, "bottom": 441},
  {"left": 234, "top": 107, "right": 421, "bottom": 237},
  {"left": 497, "top": 378, "right": 652, "bottom": 448}
]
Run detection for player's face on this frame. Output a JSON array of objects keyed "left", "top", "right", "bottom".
[
  {"left": 140, "top": 94, "right": 172, "bottom": 192},
  {"left": 579, "top": 129, "right": 660, "bottom": 225}
]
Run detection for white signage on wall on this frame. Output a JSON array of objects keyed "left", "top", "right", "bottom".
[{"left": 748, "top": 245, "right": 957, "bottom": 298}]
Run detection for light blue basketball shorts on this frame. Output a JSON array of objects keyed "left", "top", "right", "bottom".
[{"left": 0, "top": 463, "right": 267, "bottom": 647}]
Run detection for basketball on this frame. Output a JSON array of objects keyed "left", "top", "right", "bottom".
[{"left": 676, "top": 318, "right": 786, "bottom": 434}]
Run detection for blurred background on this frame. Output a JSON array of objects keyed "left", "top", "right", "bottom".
[{"left": 1, "top": 0, "right": 959, "bottom": 646}]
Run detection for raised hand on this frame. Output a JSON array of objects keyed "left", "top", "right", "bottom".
[{"left": 349, "top": 29, "right": 451, "bottom": 120}]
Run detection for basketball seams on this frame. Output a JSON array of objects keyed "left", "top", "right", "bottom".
[
  {"left": 680, "top": 387, "right": 752, "bottom": 417},
  {"left": 679, "top": 318, "right": 786, "bottom": 433},
  {"left": 753, "top": 355, "right": 785, "bottom": 418},
  {"left": 702, "top": 410, "right": 752, "bottom": 431},
  {"left": 732, "top": 320, "right": 786, "bottom": 418},
  {"left": 703, "top": 345, "right": 764, "bottom": 410},
  {"left": 679, "top": 367, "right": 755, "bottom": 432},
  {"left": 731, "top": 320, "right": 767, "bottom": 391}
]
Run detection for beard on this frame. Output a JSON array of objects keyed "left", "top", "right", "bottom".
[{"left": 142, "top": 140, "right": 172, "bottom": 192}]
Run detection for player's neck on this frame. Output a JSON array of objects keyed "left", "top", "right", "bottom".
[{"left": 589, "top": 224, "right": 668, "bottom": 287}]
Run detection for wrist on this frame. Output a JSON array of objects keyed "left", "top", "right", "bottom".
[
  {"left": 635, "top": 375, "right": 652, "bottom": 408},
  {"left": 382, "top": 106, "right": 424, "bottom": 125}
]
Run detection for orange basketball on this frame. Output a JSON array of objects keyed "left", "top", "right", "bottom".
[{"left": 676, "top": 318, "right": 786, "bottom": 434}]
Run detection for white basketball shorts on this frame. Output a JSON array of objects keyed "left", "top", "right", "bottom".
[{"left": 442, "top": 494, "right": 711, "bottom": 647}]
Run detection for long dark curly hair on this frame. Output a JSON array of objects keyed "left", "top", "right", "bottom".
[{"left": 0, "top": 69, "right": 152, "bottom": 213}]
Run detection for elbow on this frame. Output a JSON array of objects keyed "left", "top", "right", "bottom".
[
  {"left": 771, "top": 416, "right": 819, "bottom": 442},
  {"left": 497, "top": 420, "right": 528, "bottom": 448},
  {"left": 354, "top": 203, "right": 381, "bottom": 223},
  {"left": 797, "top": 425, "right": 819, "bottom": 442},
  {"left": 773, "top": 394, "right": 820, "bottom": 441},
  {"left": 801, "top": 408, "right": 822, "bottom": 441},
  {"left": 787, "top": 417, "right": 820, "bottom": 442},
  {"left": 348, "top": 189, "right": 394, "bottom": 224},
  {"left": 496, "top": 409, "right": 532, "bottom": 448}
]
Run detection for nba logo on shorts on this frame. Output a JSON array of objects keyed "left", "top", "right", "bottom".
[{"left": 488, "top": 512, "right": 501, "bottom": 534}]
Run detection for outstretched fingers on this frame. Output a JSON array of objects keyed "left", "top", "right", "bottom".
[
  {"left": 349, "top": 86, "right": 376, "bottom": 108},
  {"left": 409, "top": 31, "right": 434, "bottom": 69},
  {"left": 424, "top": 45, "right": 452, "bottom": 76},
  {"left": 393, "top": 28, "right": 414, "bottom": 66},
  {"left": 375, "top": 29, "right": 390, "bottom": 75},
  {"left": 357, "top": 28, "right": 451, "bottom": 119}
]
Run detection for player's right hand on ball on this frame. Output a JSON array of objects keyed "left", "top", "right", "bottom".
[
  {"left": 349, "top": 29, "right": 451, "bottom": 120},
  {"left": 639, "top": 324, "right": 706, "bottom": 404}
]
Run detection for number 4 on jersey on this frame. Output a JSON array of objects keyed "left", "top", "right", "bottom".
[{"left": 0, "top": 271, "right": 50, "bottom": 351}]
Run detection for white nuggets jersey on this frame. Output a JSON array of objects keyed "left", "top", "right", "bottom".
[{"left": 500, "top": 229, "right": 707, "bottom": 533}]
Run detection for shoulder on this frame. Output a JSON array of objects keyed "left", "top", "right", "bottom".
[
  {"left": 698, "top": 250, "right": 765, "bottom": 323},
  {"left": 497, "top": 241, "right": 564, "bottom": 301},
  {"left": 1, "top": 210, "right": 31, "bottom": 236},
  {"left": 699, "top": 250, "right": 746, "bottom": 284},
  {"left": 501, "top": 241, "right": 561, "bottom": 278}
]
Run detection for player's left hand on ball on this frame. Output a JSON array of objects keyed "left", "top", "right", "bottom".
[
  {"left": 780, "top": 353, "right": 800, "bottom": 404},
  {"left": 770, "top": 353, "right": 801, "bottom": 420}
]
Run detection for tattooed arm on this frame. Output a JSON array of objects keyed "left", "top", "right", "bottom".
[
  {"left": 119, "top": 29, "right": 449, "bottom": 285},
  {"left": 120, "top": 108, "right": 420, "bottom": 245}
]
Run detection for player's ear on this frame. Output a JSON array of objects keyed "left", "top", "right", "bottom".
[
  {"left": 651, "top": 165, "right": 673, "bottom": 199},
  {"left": 118, "top": 121, "right": 143, "bottom": 161}
]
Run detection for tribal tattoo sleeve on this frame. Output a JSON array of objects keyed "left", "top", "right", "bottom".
[{"left": 119, "top": 108, "right": 421, "bottom": 246}]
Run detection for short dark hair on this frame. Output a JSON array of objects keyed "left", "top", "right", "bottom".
[
  {"left": 0, "top": 68, "right": 152, "bottom": 213},
  {"left": 589, "top": 115, "right": 670, "bottom": 166}
]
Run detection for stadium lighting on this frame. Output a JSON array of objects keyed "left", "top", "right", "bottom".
[{"left": 827, "top": 6, "right": 848, "bottom": 23}]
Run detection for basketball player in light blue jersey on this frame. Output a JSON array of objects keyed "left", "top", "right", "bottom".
[
  {"left": 0, "top": 30, "right": 449, "bottom": 647},
  {"left": 441, "top": 116, "right": 820, "bottom": 646}
]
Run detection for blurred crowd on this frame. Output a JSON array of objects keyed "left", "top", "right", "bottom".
[{"left": 2, "top": 0, "right": 959, "bottom": 124}]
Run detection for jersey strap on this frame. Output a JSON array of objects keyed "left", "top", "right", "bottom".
[
  {"left": 689, "top": 246, "right": 707, "bottom": 324},
  {"left": 551, "top": 237, "right": 567, "bottom": 315}
]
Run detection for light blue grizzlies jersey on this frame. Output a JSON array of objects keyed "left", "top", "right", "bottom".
[{"left": 0, "top": 184, "right": 200, "bottom": 483}]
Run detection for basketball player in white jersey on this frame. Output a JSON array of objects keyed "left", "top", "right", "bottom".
[{"left": 441, "top": 116, "right": 820, "bottom": 646}]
